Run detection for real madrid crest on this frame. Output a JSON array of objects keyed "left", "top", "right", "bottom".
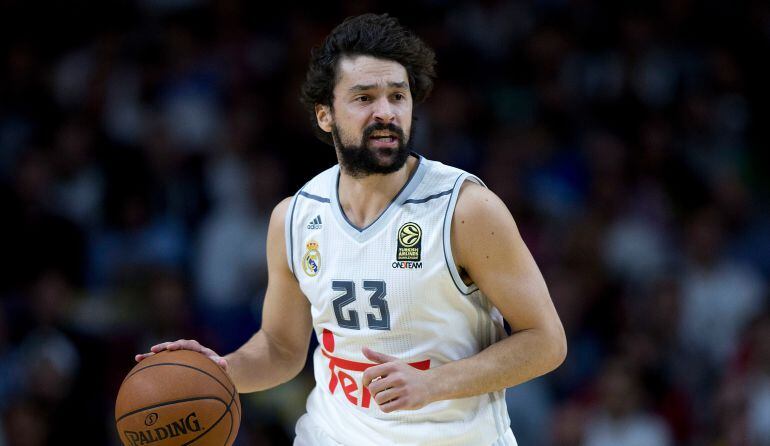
[{"left": 303, "top": 240, "right": 321, "bottom": 277}]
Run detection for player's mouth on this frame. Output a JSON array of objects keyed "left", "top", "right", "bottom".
[{"left": 369, "top": 132, "right": 399, "bottom": 148}]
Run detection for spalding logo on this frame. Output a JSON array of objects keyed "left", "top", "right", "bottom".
[
  {"left": 144, "top": 413, "right": 158, "bottom": 426},
  {"left": 124, "top": 412, "right": 203, "bottom": 445}
]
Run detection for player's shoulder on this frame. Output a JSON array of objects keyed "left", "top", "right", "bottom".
[
  {"left": 267, "top": 196, "right": 295, "bottom": 232},
  {"left": 454, "top": 181, "right": 511, "bottom": 225},
  {"left": 273, "top": 196, "right": 294, "bottom": 217}
]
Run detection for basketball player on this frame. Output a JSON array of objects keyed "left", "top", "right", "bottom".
[{"left": 137, "top": 14, "right": 566, "bottom": 445}]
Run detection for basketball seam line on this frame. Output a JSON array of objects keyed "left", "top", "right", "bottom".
[
  {"left": 182, "top": 390, "right": 239, "bottom": 446},
  {"left": 223, "top": 407, "right": 234, "bottom": 446},
  {"left": 181, "top": 402, "right": 231, "bottom": 446},
  {"left": 115, "top": 396, "right": 227, "bottom": 423},
  {"left": 183, "top": 378, "right": 239, "bottom": 446},
  {"left": 229, "top": 384, "right": 241, "bottom": 424}
]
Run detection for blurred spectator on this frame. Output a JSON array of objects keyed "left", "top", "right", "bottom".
[
  {"left": 50, "top": 117, "right": 105, "bottom": 229},
  {"left": 582, "top": 359, "right": 672, "bottom": 446},
  {"left": 195, "top": 147, "right": 285, "bottom": 352},
  {"left": 678, "top": 208, "right": 766, "bottom": 368},
  {"left": 505, "top": 379, "right": 554, "bottom": 446},
  {"left": 746, "top": 312, "right": 770, "bottom": 445},
  {"left": 87, "top": 158, "right": 188, "bottom": 289},
  {"left": 157, "top": 25, "right": 225, "bottom": 153},
  {"left": 1, "top": 401, "right": 47, "bottom": 446},
  {"left": 0, "top": 307, "right": 23, "bottom": 412}
]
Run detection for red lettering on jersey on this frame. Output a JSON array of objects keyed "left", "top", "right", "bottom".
[
  {"left": 321, "top": 329, "right": 430, "bottom": 409},
  {"left": 361, "top": 384, "right": 372, "bottom": 408},
  {"left": 338, "top": 371, "right": 358, "bottom": 405}
]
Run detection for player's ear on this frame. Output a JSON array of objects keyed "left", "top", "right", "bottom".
[{"left": 315, "top": 104, "right": 333, "bottom": 133}]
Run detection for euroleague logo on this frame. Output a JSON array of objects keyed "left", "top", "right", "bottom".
[
  {"left": 399, "top": 223, "right": 421, "bottom": 247},
  {"left": 393, "top": 222, "right": 422, "bottom": 269}
]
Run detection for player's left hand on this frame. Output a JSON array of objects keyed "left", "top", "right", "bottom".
[{"left": 361, "top": 347, "right": 433, "bottom": 412}]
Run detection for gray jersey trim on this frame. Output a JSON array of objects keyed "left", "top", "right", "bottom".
[
  {"left": 299, "top": 191, "right": 331, "bottom": 203},
  {"left": 403, "top": 188, "right": 452, "bottom": 204},
  {"left": 285, "top": 192, "right": 300, "bottom": 275},
  {"left": 442, "top": 173, "right": 486, "bottom": 295}
]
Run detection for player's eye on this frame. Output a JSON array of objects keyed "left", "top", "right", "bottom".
[
  {"left": 393, "top": 93, "right": 405, "bottom": 100},
  {"left": 355, "top": 95, "right": 370, "bottom": 102}
]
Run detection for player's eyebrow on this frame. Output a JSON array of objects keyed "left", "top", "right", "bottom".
[
  {"left": 349, "top": 81, "right": 409, "bottom": 92},
  {"left": 388, "top": 81, "right": 409, "bottom": 89}
]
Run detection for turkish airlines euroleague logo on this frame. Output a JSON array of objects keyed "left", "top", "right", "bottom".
[
  {"left": 397, "top": 222, "right": 421, "bottom": 261},
  {"left": 321, "top": 329, "right": 429, "bottom": 408},
  {"left": 393, "top": 222, "right": 423, "bottom": 269}
]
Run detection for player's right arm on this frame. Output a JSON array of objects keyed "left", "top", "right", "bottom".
[{"left": 135, "top": 197, "right": 314, "bottom": 393}]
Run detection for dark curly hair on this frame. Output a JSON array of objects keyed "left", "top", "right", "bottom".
[{"left": 300, "top": 13, "right": 437, "bottom": 146}]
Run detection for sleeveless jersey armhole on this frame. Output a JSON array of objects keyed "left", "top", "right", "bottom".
[
  {"left": 284, "top": 191, "right": 301, "bottom": 276},
  {"left": 442, "top": 173, "right": 486, "bottom": 296}
]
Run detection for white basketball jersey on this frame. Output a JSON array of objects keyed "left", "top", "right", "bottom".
[{"left": 285, "top": 154, "right": 516, "bottom": 446}]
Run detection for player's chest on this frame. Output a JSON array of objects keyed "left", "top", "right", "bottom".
[{"left": 296, "top": 215, "right": 447, "bottom": 312}]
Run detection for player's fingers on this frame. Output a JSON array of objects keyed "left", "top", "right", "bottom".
[
  {"left": 215, "top": 357, "right": 229, "bottom": 371},
  {"left": 150, "top": 339, "right": 205, "bottom": 354},
  {"left": 173, "top": 342, "right": 227, "bottom": 371},
  {"left": 362, "top": 346, "right": 398, "bottom": 363},
  {"left": 197, "top": 347, "right": 227, "bottom": 370},
  {"left": 138, "top": 342, "right": 226, "bottom": 370},
  {"left": 373, "top": 387, "right": 399, "bottom": 406},
  {"left": 150, "top": 341, "right": 175, "bottom": 353},
  {"left": 362, "top": 364, "right": 392, "bottom": 388},
  {"left": 378, "top": 397, "right": 402, "bottom": 413},
  {"left": 135, "top": 352, "right": 155, "bottom": 362},
  {"left": 166, "top": 339, "right": 200, "bottom": 351},
  {"left": 366, "top": 376, "right": 392, "bottom": 396}
]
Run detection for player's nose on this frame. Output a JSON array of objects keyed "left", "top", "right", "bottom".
[{"left": 372, "top": 97, "right": 395, "bottom": 123}]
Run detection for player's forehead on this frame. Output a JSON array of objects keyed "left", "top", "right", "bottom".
[{"left": 334, "top": 55, "right": 409, "bottom": 93}]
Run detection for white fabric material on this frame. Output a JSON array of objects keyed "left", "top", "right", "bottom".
[
  {"left": 294, "top": 414, "right": 345, "bottom": 446},
  {"left": 286, "top": 155, "right": 515, "bottom": 446}
]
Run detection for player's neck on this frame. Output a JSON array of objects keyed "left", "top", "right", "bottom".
[{"left": 337, "top": 155, "right": 418, "bottom": 229}]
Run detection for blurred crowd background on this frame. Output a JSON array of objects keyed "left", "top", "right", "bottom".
[{"left": 1, "top": 0, "right": 769, "bottom": 445}]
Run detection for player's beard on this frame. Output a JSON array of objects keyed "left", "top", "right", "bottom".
[{"left": 332, "top": 121, "right": 413, "bottom": 178}]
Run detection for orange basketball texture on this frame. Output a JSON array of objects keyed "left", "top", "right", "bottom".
[{"left": 115, "top": 350, "right": 241, "bottom": 446}]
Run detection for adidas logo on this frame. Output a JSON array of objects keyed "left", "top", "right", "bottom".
[{"left": 307, "top": 215, "right": 323, "bottom": 230}]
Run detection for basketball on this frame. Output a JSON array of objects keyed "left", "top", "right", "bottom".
[{"left": 115, "top": 350, "right": 241, "bottom": 446}]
